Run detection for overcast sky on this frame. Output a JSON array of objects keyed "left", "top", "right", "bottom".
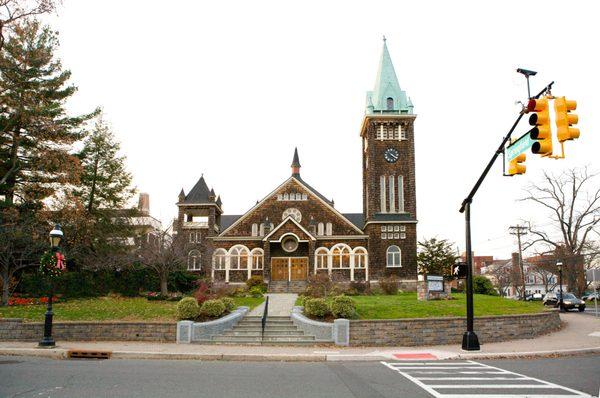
[{"left": 46, "top": 0, "right": 599, "bottom": 259}]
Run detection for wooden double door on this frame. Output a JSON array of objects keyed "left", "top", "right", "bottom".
[{"left": 271, "top": 257, "right": 308, "bottom": 281}]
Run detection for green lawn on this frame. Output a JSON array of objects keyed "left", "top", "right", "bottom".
[
  {"left": 300, "top": 293, "right": 545, "bottom": 319},
  {"left": 0, "top": 296, "right": 264, "bottom": 322}
]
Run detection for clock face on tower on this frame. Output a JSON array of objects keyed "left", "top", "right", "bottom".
[{"left": 384, "top": 148, "right": 399, "bottom": 163}]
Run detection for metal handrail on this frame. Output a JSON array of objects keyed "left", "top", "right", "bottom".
[{"left": 261, "top": 296, "right": 269, "bottom": 339}]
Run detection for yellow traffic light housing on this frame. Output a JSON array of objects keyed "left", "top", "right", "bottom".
[
  {"left": 508, "top": 153, "right": 526, "bottom": 176},
  {"left": 528, "top": 97, "right": 552, "bottom": 155},
  {"left": 554, "top": 96, "right": 579, "bottom": 142}
]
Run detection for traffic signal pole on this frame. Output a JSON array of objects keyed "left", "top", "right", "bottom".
[{"left": 458, "top": 81, "right": 553, "bottom": 351}]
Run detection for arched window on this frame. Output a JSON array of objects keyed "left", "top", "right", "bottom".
[
  {"left": 331, "top": 244, "right": 351, "bottom": 269},
  {"left": 315, "top": 247, "right": 329, "bottom": 269},
  {"left": 386, "top": 97, "right": 394, "bottom": 110},
  {"left": 353, "top": 247, "right": 368, "bottom": 269},
  {"left": 326, "top": 222, "right": 333, "bottom": 236},
  {"left": 213, "top": 248, "right": 227, "bottom": 270},
  {"left": 251, "top": 223, "right": 258, "bottom": 237},
  {"left": 229, "top": 245, "right": 249, "bottom": 270},
  {"left": 282, "top": 208, "right": 302, "bottom": 222},
  {"left": 317, "top": 222, "right": 324, "bottom": 236},
  {"left": 188, "top": 250, "right": 201, "bottom": 271},
  {"left": 386, "top": 245, "right": 401, "bottom": 268},
  {"left": 251, "top": 248, "right": 264, "bottom": 270}
]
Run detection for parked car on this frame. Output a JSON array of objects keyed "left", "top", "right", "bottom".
[
  {"left": 582, "top": 292, "right": 599, "bottom": 301},
  {"left": 543, "top": 292, "right": 586, "bottom": 311},
  {"left": 525, "top": 293, "right": 543, "bottom": 301}
]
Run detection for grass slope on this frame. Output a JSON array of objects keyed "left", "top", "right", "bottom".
[
  {"left": 0, "top": 296, "right": 264, "bottom": 322},
  {"left": 352, "top": 293, "right": 544, "bottom": 319}
]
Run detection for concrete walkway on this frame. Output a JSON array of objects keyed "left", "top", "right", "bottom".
[
  {"left": 1, "top": 313, "right": 599, "bottom": 362},
  {"left": 248, "top": 293, "right": 298, "bottom": 316}
]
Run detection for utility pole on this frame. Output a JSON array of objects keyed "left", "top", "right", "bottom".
[{"left": 509, "top": 225, "right": 528, "bottom": 300}]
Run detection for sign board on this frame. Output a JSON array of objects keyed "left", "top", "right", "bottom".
[
  {"left": 586, "top": 269, "right": 600, "bottom": 282},
  {"left": 506, "top": 132, "right": 535, "bottom": 161},
  {"left": 427, "top": 276, "right": 444, "bottom": 292},
  {"left": 452, "top": 262, "right": 468, "bottom": 279}
]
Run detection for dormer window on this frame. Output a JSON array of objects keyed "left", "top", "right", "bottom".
[{"left": 386, "top": 97, "right": 394, "bottom": 110}]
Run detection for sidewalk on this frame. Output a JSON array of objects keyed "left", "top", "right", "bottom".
[
  {"left": 248, "top": 293, "right": 298, "bottom": 316},
  {"left": 1, "top": 313, "right": 599, "bottom": 362}
]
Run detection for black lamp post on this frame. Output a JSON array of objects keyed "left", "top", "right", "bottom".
[
  {"left": 557, "top": 260, "right": 564, "bottom": 313},
  {"left": 38, "top": 224, "right": 63, "bottom": 348}
]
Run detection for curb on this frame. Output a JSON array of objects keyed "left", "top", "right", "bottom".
[{"left": 1, "top": 347, "right": 598, "bottom": 362}]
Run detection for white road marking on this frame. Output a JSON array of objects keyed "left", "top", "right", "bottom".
[
  {"left": 382, "top": 360, "right": 593, "bottom": 398},
  {"left": 588, "top": 331, "right": 600, "bottom": 337}
]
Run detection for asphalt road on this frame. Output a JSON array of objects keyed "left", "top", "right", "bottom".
[{"left": 0, "top": 355, "right": 598, "bottom": 398}]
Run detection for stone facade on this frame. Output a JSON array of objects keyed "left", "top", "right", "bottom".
[
  {"left": 0, "top": 319, "right": 175, "bottom": 342},
  {"left": 174, "top": 40, "right": 418, "bottom": 290},
  {"left": 349, "top": 310, "right": 560, "bottom": 346}
]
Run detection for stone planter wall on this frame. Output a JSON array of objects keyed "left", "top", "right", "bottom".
[
  {"left": 349, "top": 310, "right": 560, "bottom": 346},
  {"left": 0, "top": 318, "right": 175, "bottom": 342}
]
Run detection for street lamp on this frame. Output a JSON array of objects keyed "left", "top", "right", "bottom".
[
  {"left": 557, "top": 260, "right": 564, "bottom": 313},
  {"left": 38, "top": 224, "right": 63, "bottom": 348}
]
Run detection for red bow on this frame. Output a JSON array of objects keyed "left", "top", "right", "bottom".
[{"left": 55, "top": 252, "right": 65, "bottom": 270}]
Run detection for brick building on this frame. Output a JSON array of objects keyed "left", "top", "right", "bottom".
[{"left": 174, "top": 39, "right": 418, "bottom": 291}]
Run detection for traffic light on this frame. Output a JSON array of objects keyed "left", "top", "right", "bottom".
[
  {"left": 554, "top": 97, "right": 579, "bottom": 142},
  {"left": 508, "top": 153, "right": 526, "bottom": 175},
  {"left": 527, "top": 97, "right": 552, "bottom": 155}
]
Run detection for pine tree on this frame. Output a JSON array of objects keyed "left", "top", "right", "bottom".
[
  {"left": 0, "top": 19, "right": 96, "bottom": 209},
  {"left": 75, "top": 115, "right": 135, "bottom": 213}
]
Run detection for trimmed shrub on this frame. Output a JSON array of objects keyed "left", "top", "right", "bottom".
[
  {"left": 221, "top": 297, "right": 236, "bottom": 312},
  {"left": 348, "top": 280, "right": 371, "bottom": 295},
  {"left": 249, "top": 286, "right": 264, "bottom": 298},
  {"left": 330, "top": 295, "right": 356, "bottom": 319},
  {"left": 379, "top": 275, "right": 399, "bottom": 295},
  {"left": 473, "top": 275, "right": 498, "bottom": 295},
  {"left": 200, "top": 299, "right": 226, "bottom": 318},
  {"left": 246, "top": 276, "right": 267, "bottom": 293},
  {"left": 306, "top": 273, "right": 333, "bottom": 297},
  {"left": 304, "top": 298, "right": 329, "bottom": 318},
  {"left": 176, "top": 297, "right": 200, "bottom": 320}
]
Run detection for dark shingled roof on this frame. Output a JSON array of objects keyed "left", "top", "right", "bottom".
[
  {"left": 184, "top": 176, "right": 211, "bottom": 204},
  {"left": 295, "top": 176, "right": 333, "bottom": 206},
  {"left": 342, "top": 213, "right": 364, "bottom": 229},
  {"left": 220, "top": 215, "right": 241, "bottom": 230}
]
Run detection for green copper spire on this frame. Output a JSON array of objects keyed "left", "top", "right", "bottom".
[{"left": 366, "top": 37, "right": 412, "bottom": 115}]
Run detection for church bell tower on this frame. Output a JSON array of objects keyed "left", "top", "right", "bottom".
[{"left": 361, "top": 38, "right": 417, "bottom": 285}]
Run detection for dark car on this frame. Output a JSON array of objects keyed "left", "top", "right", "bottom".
[{"left": 543, "top": 292, "right": 586, "bottom": 311}]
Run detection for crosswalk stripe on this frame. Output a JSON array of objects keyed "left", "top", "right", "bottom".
[{"left": 381, "top": 360, "right": 593, "bottom": 398}]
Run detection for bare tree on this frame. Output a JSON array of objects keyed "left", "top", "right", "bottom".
[
  {"left": 137, "top": 227, "right": 187, "bottom": 296},
  {"left": 485, "top": 262, "right": 513, "bottom": 297},
  {"left": 0, "top": 0, "right": 59, "bottom": 52},
  {"left": 522, "top": 167, "right": 600, "bottom": 295}
]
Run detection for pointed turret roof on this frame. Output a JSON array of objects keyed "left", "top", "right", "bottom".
[
  {"left": 366, "top": 37, "right": 411, "bottom": 114},
  {"left": 183, "top": 175, "right": 211, "bottom": 203},
  {"left": 291, "top": 147, "right": 301, "bottom": 177}
]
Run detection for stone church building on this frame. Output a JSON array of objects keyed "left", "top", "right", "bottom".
[{"left": 174, "top": 39, "right": 417, "bottom": 291}]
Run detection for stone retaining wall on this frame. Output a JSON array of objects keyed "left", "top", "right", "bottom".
[
  {"left": 349, "top": 310, "right": 560, "bottom": 346},
  {"left": 0, "top": 318, "right": 175, "bottom": 342}
]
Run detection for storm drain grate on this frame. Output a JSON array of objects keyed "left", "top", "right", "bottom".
[{"left": 67, "top": 350, "right": 112, "bottom": 359}]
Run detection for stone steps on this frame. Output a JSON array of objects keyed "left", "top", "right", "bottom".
[
  {"left": 268, "top": 281, "right": 307, "bottom": 293},
  {"left": 209, "top": 315, "right": 316, "bottom": 346}
]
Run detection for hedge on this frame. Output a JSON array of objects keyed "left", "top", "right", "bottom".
[{"left": 15, "top": 269, "right": 199, "bottom": 298}]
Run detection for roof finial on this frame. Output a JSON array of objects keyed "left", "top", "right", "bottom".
[
  {"left": 383, "top": 35, "right": 386, "bottom": 43},
  {"left": 291, "top": 147, "right": 301, "bottom": 177}
]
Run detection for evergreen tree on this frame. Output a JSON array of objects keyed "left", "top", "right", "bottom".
[
  {"left": 0, "top": 19, "right": 96, "bottom": 209},
  {"left": 417, "top": 237, "right": 458, "bottom": 277},
  {"left": 75, "top": 115, "right": 135, "bottom": 213}
]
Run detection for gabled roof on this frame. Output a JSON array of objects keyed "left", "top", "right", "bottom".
[
  {"left": 342, "top": 213, "right": 364, "bottom": 229},
  {"left": 183, "top": 176, "right": 211, "bottom": 203},
  {"left": 220, "top": 214, "right": 241, "bottom": 230},
  {"left": 218, "top": 176, "right": 364, "bottom": 236},
  {"left": 263, "top": 216, "right": 316, "bottom": 241}
]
